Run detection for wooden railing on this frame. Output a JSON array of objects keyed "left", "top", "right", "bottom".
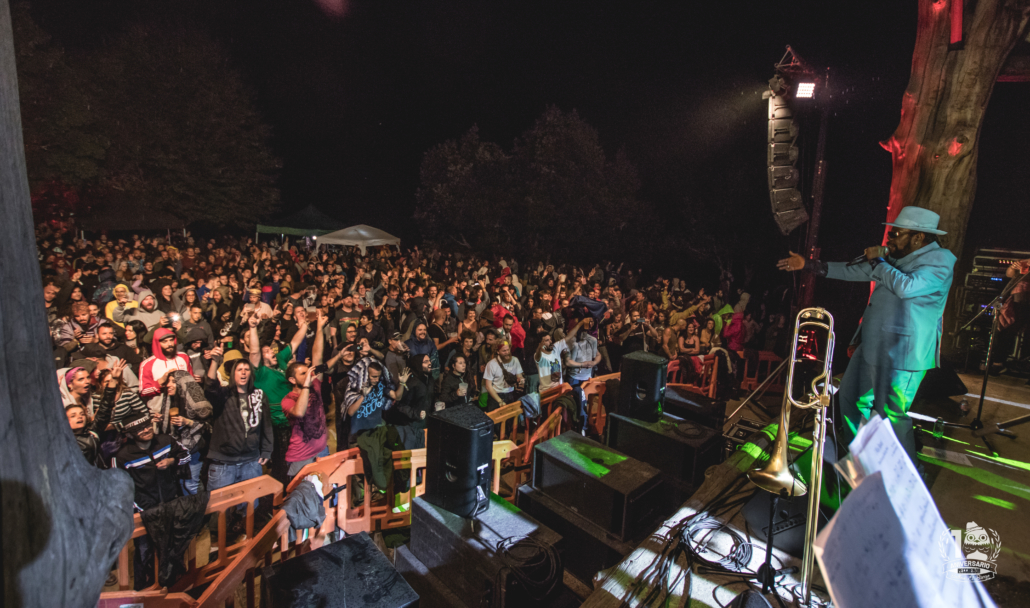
[{"left": 97, "top": 374, "right": 626, "bottom": 607}]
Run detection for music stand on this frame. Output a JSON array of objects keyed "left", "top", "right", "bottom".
[{"left": 943, "top": 269, "right": 1030, "bottom": 452}]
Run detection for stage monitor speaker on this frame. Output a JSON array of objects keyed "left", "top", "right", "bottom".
[
  {"left": 607, "top": 413, "right": 722, "bottom": 490},
  {"left": 663, "top": 385, "right": 726, "bottom": 430},
  {"left": 425, "top": 403, "right": 493, "bottom": 517},
  {"left": 618, "top": 351, "right": 668, "bottom": 423},
  {"left": 532, "top": 431, "right": 665, "bottom": 541}
]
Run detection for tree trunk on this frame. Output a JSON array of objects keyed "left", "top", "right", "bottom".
[
  {"left": 0, "top": 2, "right": 135, "bottom": 607},
  {"left": 883, "top": 0, "right": 1030, "bottom": 257}
]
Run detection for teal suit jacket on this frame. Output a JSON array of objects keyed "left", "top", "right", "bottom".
[{"left": 826, "top": 242, "right": 956, "bottom": 372}]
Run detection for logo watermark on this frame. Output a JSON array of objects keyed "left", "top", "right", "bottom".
[{"left": 938, "top": 521, "right": 1001, "bottom": 582}]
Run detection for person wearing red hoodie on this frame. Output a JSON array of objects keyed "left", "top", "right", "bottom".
[{"left": 139, "top": 328, "right": 193, "bottom": 419}]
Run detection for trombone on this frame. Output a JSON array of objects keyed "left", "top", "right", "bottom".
[{"left": 746, "top": 307, "right": 834, "bottom": 606}]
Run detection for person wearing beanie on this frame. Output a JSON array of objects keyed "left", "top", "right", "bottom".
[{"left": 112, "top": 405, "right": 190, "bottom": 589}]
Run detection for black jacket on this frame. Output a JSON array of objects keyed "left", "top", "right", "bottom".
[
  {"left": 74, "top": 385, "right": 117, "bottom": 468},
  {"left": 204, "top": 377, "right": 274, "bottom": 463},
  {"left": 391, "top": 375, "right": 432, "bottom": 430},
  {"left": 115, "top": 433, "right": 190, "bottom": 511},
  {"left": 439, "top": 371, "right": 472, "bottom": 408},
  {"left": 141, "top": 492, "right": 210, "bottom": 587}
]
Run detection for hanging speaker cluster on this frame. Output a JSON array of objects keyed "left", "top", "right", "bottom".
[{"left": 767, "top": 88, "right": 807, "bottom": 235}]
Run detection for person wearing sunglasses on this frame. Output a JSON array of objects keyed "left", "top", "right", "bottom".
[{"left": 777, "top": 206, "right": 955, "bottom": 467}]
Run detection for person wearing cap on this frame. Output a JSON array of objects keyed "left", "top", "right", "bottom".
[
  {"left": 244, "top": 287, "right": 273, "bottom": 319},
  {"left": 778, "top": 206, "right": 956, "bottom": 465},
  {"left": 113, "top": 406, "right": 191, "bottom": 589}
]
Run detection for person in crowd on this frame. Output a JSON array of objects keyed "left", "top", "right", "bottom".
[
  {"left": 57, "top": 301, "right": 103, "bottom": 355},
  {"left": 392, "top": 353, "right": 434, "bottom": 429},
  {"left": 249, "top": 310, "right": 308, "bottom": 483},
  {"left": 535, "top": 333, "right": 566, "bottom": 392},
  {"left": 67, "top": 359, "right": 125, "bottom": 468},
  {"left": 280, "top": 312, "right": 330, "bottom": 480},
  {"left": 482, "top": 340, "right": 524, "bottom": 412},
  {"left": 113, "top": 408, "right": 190, "bottom": 589},
  {"left": 439, "top": 354, "right": 473, "bottom": 408},
  {"left": 203, "top": 346, "right": 273, "bottom": 495},
  {"left": 113, "top": 289, "right": 164, "bottom": 334},
  {"left": 564, "top": 317, "right": 601, "bottom": 431},
  {"left": 139, "top": 328, "right": 193, "bottom": 419}
]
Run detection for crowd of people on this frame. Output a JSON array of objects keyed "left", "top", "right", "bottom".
[{"left": 40, "top": 223, "right": 791, "bottom": 587}]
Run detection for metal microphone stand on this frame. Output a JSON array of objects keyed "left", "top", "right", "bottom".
[{"left": 943, "top": 270, "right": 1030, "bottom": 452}]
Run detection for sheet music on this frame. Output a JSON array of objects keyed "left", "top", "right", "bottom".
[{"left": 814, "top": 416, "right": 995, "bottom": 608}]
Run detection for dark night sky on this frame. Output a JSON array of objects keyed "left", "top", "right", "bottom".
[{"left": 31, "top": 0, "right": 1030, "bottom": 267}]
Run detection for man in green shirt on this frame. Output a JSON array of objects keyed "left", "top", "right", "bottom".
[{"left": 247, "top": 313, "right": 308, "bottom": 482}]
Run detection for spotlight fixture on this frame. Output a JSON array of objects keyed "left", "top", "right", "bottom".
[{"left": 795, "top": 82, "right": 816, "bottom": 98}]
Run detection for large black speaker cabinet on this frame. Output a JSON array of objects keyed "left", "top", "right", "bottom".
[
  {"left": 607, "top": 413, "right": 722, "bottom": 490},
  {"left": 425, "top": 404, "right": 493, "bottom": 517},
  {"left": 532, "top": 431, "right": 665, "bottom": 541},
  {"left": 618, "top": 351, "right": 668, "bottom": 422}
]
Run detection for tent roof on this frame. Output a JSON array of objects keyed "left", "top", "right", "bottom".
[
  {"left": 316, "top": 224, "right": 401, "bottom": 253},
  {"left": 257, "top": 205, "right": 346, "bottom": 236}
]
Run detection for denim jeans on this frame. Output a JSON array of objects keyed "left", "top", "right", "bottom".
[
  {"left": 180, "top": 450, "right": 203, "bottom": 495},
  {"left": 208, "top": 459, "right": 263, "bottom": 512},
  {"left": 569, "top": 377, "right": 587, "bottom": 428},
  {"left": 208, "top": 459, "right": 263, "bottom": 490}
]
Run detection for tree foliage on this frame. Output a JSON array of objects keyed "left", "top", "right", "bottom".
[
  {"left": 416, "top": 107, "right": 655, "bottom": 263},
  {"left": 13, "top": 4, "right": 282, "bottom": 227}
]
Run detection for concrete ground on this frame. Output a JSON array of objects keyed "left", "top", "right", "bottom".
[{"left": 728, "top": 369, "right": 1030, "bottom": 607}]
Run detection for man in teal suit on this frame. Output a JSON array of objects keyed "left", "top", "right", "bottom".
[{"left": 778, "top": 207, "right": 956, "bottom": 464}]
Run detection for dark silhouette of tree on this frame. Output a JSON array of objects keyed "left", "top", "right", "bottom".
[
  {"left": 416, "top": 106, "right": 654, "bottom": 263},
  {"left": 14, "top": 4, "right": 282, "bottom": 227}
]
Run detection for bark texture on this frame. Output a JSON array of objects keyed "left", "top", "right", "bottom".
[
  {"left": 0, "top": 1, "right": 135, "bottom": 606},
  {"left": 884, "top": 0, "right": 1030, "bottom": 256}
]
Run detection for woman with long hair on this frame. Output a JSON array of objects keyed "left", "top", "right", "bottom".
[
  {"left": 700, "top": 317, "right": 719, "bottom": 353},
  {"left": 678, "top": 322, "right": 704, "bottom": 379},
  {"left": 393, "top": 353, "right": 434, "bottom": 431}
]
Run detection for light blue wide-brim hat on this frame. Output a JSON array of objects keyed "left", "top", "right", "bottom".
[{"left": 884, "top": 206, "right": 947, "bottom": 235}]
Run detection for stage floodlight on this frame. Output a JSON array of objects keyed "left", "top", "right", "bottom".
[{"left": 795, "top": 82, "right": 816, "bottom": 98}]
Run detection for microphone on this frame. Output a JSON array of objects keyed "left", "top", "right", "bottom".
[{"left": 846, "top": 246, "right": 889, "bottom": 266}]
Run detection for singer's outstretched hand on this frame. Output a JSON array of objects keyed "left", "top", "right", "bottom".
[{"left": 777, "top": 251, "right": 805, "bottom": 272}]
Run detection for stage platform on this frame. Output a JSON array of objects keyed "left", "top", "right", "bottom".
[{"left": 728, "top": 369, "right": 1030, "bottom": 607}]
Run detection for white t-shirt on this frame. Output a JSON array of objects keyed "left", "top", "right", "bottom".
[
  {"left": 536, "top": 341, "right": 566, "bottom": 390},
  {"left": 483, "top": 356, "right": 524, "bottom": 394},
  {"left": 539, "top": 348, "right": 564, "bottom": 391}
]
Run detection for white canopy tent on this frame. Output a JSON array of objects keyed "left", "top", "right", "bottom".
[{"left": 315, "top": 224, "right": 401, "bottom": 255}]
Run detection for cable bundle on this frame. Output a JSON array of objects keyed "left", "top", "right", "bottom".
[{"left": 495, "top": 535, "right": 563, "bottom": 601}]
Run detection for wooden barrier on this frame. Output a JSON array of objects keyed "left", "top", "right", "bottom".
[
  {"left": 740, "top": 350, "right": 784, "bottom": 393},
  {"left": 284, "top": 448, "right": 373, "bottom": 544},
  {"left": 107, "top": 475, "right": 284, "bottom": 593},
  {"left": 500, "top": 408, "right": 564, "bottom": 500}
]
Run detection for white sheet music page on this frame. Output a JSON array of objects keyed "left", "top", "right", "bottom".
[{"left": 813, "top": 416, "right": 995, "bottom": 608}]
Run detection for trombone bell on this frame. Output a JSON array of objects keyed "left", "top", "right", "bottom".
[{"left": 746, "top": 397, "right": 808, "bottom": 497}]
